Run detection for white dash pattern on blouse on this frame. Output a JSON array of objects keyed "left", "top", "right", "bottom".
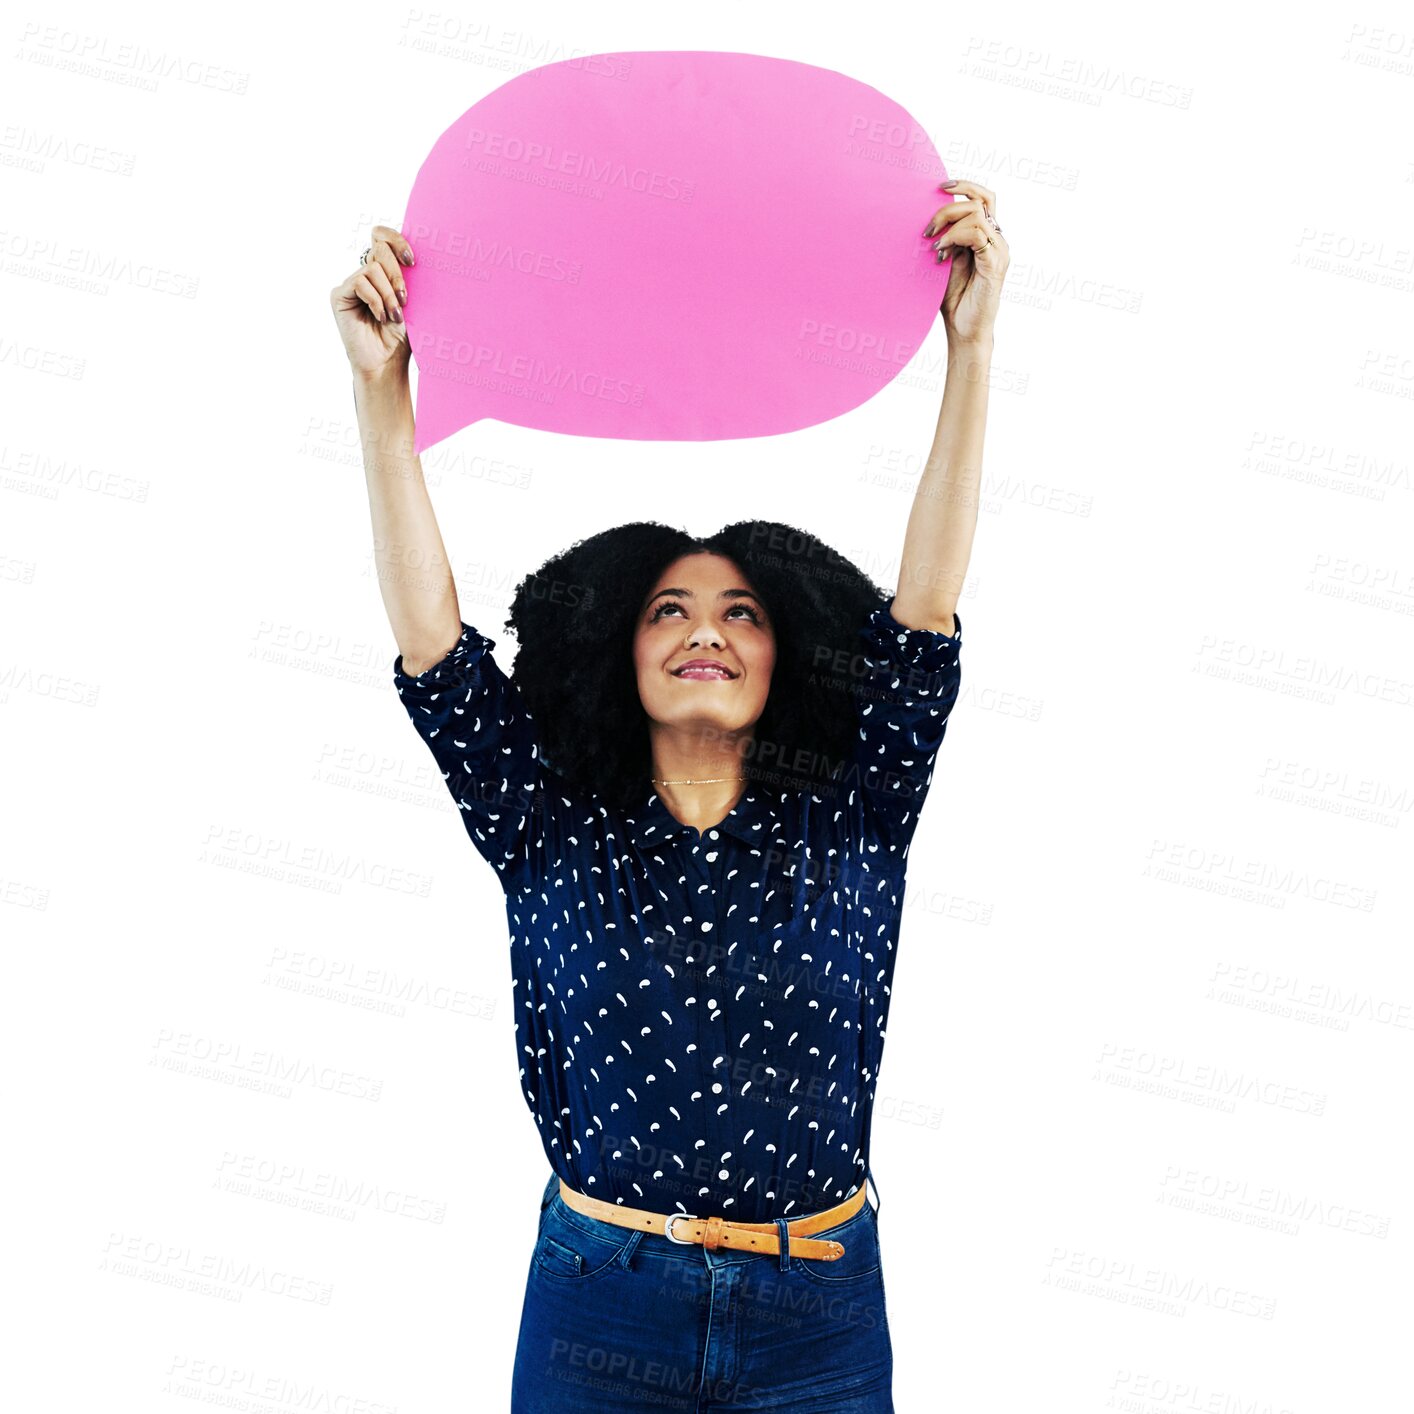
[{"left": 392, "top": 596, "right": 962, "bottom": 1222}]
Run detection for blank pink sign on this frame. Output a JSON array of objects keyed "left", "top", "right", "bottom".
[{"left": 400, "top": 51, "right": 953, "bottom": 453}]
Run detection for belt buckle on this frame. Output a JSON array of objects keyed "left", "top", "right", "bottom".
[{"left": 664, "top": 1212, "right": 698, "bottom": 1244}]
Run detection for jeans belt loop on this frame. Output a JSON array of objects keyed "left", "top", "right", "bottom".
[{"left": 774, "top": 1216, "right": 792, "bottom": 1271}]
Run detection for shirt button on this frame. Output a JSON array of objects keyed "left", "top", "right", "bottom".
[
  {"left": 718, "top": 1168, "right": 729, "bottom": 1179},
  {"left": 712, "top": 1082, "right": 723, "bottom": 1093}
]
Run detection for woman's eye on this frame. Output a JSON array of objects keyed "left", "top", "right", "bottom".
[{"left": 649, "top": 601, "right": 762, "bottom": 623}]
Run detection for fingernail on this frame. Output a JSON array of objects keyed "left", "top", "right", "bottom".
[
  {"left": 402, "top": 249, "right": 414, "bottom": 265},
  {"left": 941, "top": 180, "right": 956, "bottom": 187}
]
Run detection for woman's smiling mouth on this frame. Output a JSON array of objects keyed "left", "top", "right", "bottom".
[{"left": 672, "top": 659, "right": 737, "bottom": 680}]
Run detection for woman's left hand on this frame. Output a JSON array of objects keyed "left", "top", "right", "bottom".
[{"left": 924, "top": 178, "right": 1009, "bottom": 345}]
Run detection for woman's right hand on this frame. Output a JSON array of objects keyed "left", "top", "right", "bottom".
[{"left": 330, "top": 225, "right": 416, "bottom": 377}]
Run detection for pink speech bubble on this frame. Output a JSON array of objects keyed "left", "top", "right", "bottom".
[{"left": 400, "top": 51, "right": 953, "bottom": 454}]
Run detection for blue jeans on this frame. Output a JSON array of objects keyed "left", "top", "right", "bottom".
[{"left": 511, "top": 1169, "right": 894, "bottom": 1412}]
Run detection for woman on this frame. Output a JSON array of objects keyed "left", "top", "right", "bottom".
[{"left": 330, "top": 180, "right": 1007, "bottom": 1412}]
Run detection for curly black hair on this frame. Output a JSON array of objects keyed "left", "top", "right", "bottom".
[{"left": 497, "top": 520, "right": 896, "bottom": 812}]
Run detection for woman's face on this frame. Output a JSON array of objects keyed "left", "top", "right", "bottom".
[{"left": 633, "top": 552, "right": 776, "bottom": 743}]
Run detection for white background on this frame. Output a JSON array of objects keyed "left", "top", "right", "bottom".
[{"left": 5, "top": 4, "right": 1411, "bottom": 1411}]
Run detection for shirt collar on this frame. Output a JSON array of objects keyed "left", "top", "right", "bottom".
[{"left": 625, "top": 780, "right": 793, "bottom": 854}]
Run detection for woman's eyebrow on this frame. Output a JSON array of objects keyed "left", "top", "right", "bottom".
[{"left": 644, "top": 587, "right": 765, "bottom": 608}]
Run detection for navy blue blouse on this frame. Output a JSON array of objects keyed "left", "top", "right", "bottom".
[{"left": 392, "top": 596, "right": 963, "bottom": 1223}]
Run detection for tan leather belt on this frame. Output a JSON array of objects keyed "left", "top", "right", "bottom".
[{"left": 557, "top": 1178, "right": 864, "bottom": 1261}]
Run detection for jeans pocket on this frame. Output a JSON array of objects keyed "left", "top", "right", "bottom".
[
  {"left": 793, "top": 1201, "right": 883, "bottom": 1286},
  {"left": 531, "top": 1201, "right": 632, "bottom": 1283},
  {"left": 535, "top": 1233, "right": 588, "bottom": 1278}
]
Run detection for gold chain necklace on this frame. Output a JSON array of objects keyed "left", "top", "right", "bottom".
[{"left": 651, "top": 775, "right": 747, "bottom": 785}]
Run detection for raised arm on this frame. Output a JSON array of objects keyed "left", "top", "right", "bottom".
[
  {"left": 891, "top": 178, "right": 1010, "bottom": 634},
  {"left": 330, "top": 223, "right": 461, "bottom": 674},
  {"left": 331, "top": 224, "right": 547, "bottom": 892}
]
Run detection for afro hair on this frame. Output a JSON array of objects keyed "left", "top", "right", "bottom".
[{"left": 497, "top": 519, "right": 898, "bottom": 812}]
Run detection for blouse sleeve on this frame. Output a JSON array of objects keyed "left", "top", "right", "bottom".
[
  {"left": 393, "top": 622, "right": 545, "bottom": 894},
  {"left": 847, "top": 596, "right": 964, "bottom": 860}
]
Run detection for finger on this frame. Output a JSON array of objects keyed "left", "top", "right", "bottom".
[
  {"left": 369, "top": 240, "right": 408, "bottom": 309},
  {"left": 372, "top": 224, "right": 415, "bottom": 266},
  {"left": 939, "top": 178, "right": 998, "bottom": 218},
  {"left": 363, "top": 261, "right": 404, "bottom": 321},
  {"left": 352, "top": 271, "right": 391, "bottom": 323},
  {"left": 938, "top": 220, "right": 1007, "bottom": 267},
  {"left": 932, "top": 212, "right": 987, "bottom": 257},
  {"left": 938, "top": 220, "right": 1006, "bottom": 264},
  {"left": 923, "top": 198, "right": 983, "bottom": 238}
]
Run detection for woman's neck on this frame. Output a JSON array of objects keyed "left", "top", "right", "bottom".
[
  {"left": 653, "top": 775, "right": 748, "bottom": 833},
  {"left": 649, "top": 732, "right": 751, "bottom": 832}
]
